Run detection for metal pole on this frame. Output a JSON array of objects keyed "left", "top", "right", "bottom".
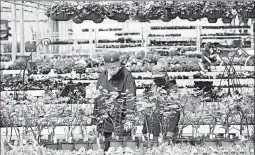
[
  {"left": 35, "top": 4, "right": 40, "bottom": 59},
  {"left": 20, "top": 1, "right": 25, "bottom": 55},
  {"left": 11, "top": 3, "right": 17, "bottom": 61}
]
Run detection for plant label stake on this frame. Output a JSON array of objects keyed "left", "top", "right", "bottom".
[
  {"left": 53, "top": 137, "right": 57, "bottom": 143},
  {"left": 142, "top": 135, "right": 145, "bottom": 142},
  {"left": 150, "top": 134, "right": 153, "bottom": 140},
  {"left": 96, "top": 137, "right": 100, "bottom": 149}
]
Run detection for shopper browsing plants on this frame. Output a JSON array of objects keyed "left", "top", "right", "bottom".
[
  {"left": 141, "top": 64, "right": 180, "bottom": 142},
  {"left": 199, "top": 42, "right": 224, "bottom": 73},
  {"left": 94, "top": 51, "right": 136, "bottom": 151}
]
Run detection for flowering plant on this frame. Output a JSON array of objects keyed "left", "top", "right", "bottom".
[{"left": 76, "top": 2, "right": 107, "bottom": 20}]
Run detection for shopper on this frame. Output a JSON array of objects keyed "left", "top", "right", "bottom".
[
  {"left": 199, "top": 42, "right": 223, "bottom": 73},
  {"left": 142, "top": 64, "right": 180, "bottom": 140},
  {"left": 95, "top": 51, "right": 136, "bottom": 151}
]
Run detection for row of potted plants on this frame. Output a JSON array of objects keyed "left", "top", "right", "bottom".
[
  {"left": 98, "top": 28, "right": 122, "bottom": 31},
  {"left": 98, "top": 38, "right": 142, "bottom": 43},
  {"left": 1, "top": 86, "right": 254, "bottom": 142},
  {"left": 97, "top": 44, "right": 142, "bottom": 49},
  {"left": 201, "top": 33, "right": 250, "bottom": 36},
  {"left": 5, "top": 141, "right": 255, "bottom": 155},
  {"left": 45, "top": 1, "right": 255, "bottom": 23},
  {"left": 115, "top": 32, "right": 141, "bottom": 36},
  {"left": 202, "top": 25, "right": 251, "bottom": 29},
  {"left": 148, "top": 34, "right": 182, "bottom": 37}
]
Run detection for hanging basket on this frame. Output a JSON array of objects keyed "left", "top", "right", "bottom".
[
  {"left": 149, "top": 15, "right": 161, "bottom": 20},
  {"left": 188, "top": 17, "right": 197, "bottom": 21},
  {"left": 240, "top": 11, "right": 255, "bottom": 18},
  {"left": 86, "top": 12, "right": 101, "bottom": 21},
  {"left": 72, "top": 16, "right": 84, "bottom": 24},
  {"left": 222, "top": 18, "right": 232, "bottom": 24},
  {"left": 50, "top": 12, "right": 73, "bottom": 21},
  {"left": 161, "top": 15, "right": 171, "bottom": 22},
  {"left": 207, "top": 10, "right": 224, "bottom": 19},
  {"left": 208, "top": 18, "right": 218, "bottom": 23},
  {"left": 93, "top": 17, "right": 104, "bottom": 23},
  {"left": 114, "top": 13, "right": 129, "bottom": 22},
  {"left": 169, "top": 13, "right": 178, "bottom": 19},
  {"left": 178, "top": 13, "right": 189, "bottom": 19}
]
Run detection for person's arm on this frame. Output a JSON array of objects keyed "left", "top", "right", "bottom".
[
  {"left": 124, "top": 74, "right": 136, "bottom": 96},
  {"left": 204, "top": 56, "right": 212, "bottom": 64},
  {"left": 124, "top": 74, "right": 136, "bottom": 110}
]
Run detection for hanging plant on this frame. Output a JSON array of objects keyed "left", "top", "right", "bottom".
[
  {"left": 105, "top": 2, "right": 133, "bottom": 22},
  {"left": 72, "top": 15, "right": 84, "bottom": 24},
  {"left": 160, "top": 1, "right": 178, "bottom": 22},
  {"left": 176, "top": 2, "right": 189, "bottom": 19},
  {"left": 93, "top": 17, "right": 104, "bottom": 24},
  {"left": 76, "top": 2, "right": 106, "bottom": 21},
  {"left": 48, "top": 2, "right": 76, "bottom": 21},
  {"left": 131, "top": 2, "right": 153, "bottom": 22},
  {"left": 186, "top": 1, "right": 205, "bottom": 21},
  {"left": 148, "top": 2, "right": 164, "bottom": 20},
  {"left": 221, "top": 2, "right": 236, "bottom": 24},
  {"left": 234, "top": 1, "right": 255, "bottom": 18},
  {"left": 203, "top": 1, "right": 225, "bottom": 19}
]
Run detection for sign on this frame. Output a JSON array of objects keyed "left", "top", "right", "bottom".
[{"left": 0, "top": 20, "right": 10, "bottom": 40}]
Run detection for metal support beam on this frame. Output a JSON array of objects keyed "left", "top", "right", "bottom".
[
  {"left": 20, "top": 1, "right": 25, "bottom": 55},
  {"left": 11, "top": 3, "right": 17, "bottom": 61},
  {"left": 36, "top": 4, "right": 40, "bottom": 59}
]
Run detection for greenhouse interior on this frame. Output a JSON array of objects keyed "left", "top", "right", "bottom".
[{"left": 0, "top": 1, "right": 254, "bottom": 155}]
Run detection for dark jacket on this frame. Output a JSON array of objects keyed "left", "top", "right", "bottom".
[
  {"left": 95, "top": 67, "right": 136, "bottom": 133},
  {"left": 142, "top": 80, "right": 180, "bottom": 137}
]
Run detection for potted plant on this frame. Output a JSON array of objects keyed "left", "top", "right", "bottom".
[
  {"left": 177, "top": 1, "right": 205, "bottom": 21},
  {"left": 218, "top": 93, "right": 239, "bottom": 147},
  {"left": 105, "top": 2, "right": 133, "bottom": 22},
  {"left": 234, "top": 1, "right": 255, "bottom": 18},
  {"left": 148, "top": 2, "right": 164, "bottom": 20},
  {"left": 48, "top": 2, "right": 76, "bottom": 21},
  {"left": 221, "top": 2, "right": 236, "bottom": 23},
  {"left": 131, "top": 2, "right": 153, "bottom": 22},
  {"left": 72, "top": 15, "right": 84, "bottom": 24},
  {"left": 160, "top": 1, "right": 178, "bottom": 22},
  {"left": 76, "top": 2, "right": 106, "bottom": 22},
  {"left": 203, "top": 1, "right": 225, "bottom": 23}
]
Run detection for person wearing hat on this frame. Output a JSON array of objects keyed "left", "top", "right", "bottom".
[
  {"left": 96, "top": 51, "right": 136, "bottom": 95},
  {"left": 142, "top": 64, "right": 180, "bottom": 139},
  {"left": 199, "top": 42, "right": 223, "bottom": 73},
  {"left": 95, "top": 51, "right": 136, "bottom": 151}
]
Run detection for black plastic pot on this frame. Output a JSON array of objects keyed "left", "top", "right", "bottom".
[
  {"left": 50, "top": 13, "right": 73, "bottom": 21},
  {"left": 75, "top": 142, "right": 90, "bottom": 150},
  {"left": 208, "top": 18, "right": 218, "bottom": 23},
  {"left": 204, "top": 139, "right": 218, "bottom": 146},
  {"left": 222, "top": 18, "right": 232, "bottom": 24},
  {"left": 91, "top": 142, "right": 105, "bottom": 150},
  {"left": 114, "top": 13, "right": 129, "bottom": 22},
  {"left": 61, "top": 143, "right": 75, "bottom": 151},
  {"left": 109, "top": 140, "right": 123, "bottom": 149},
  {"left": 44, "top": 143, "right": 58, "bottom": 150},
  {"left": 220, "top": 139, "right": 235, "bottom": 147},
  {"left": 124, "top": 140, "right": 139, "bottom": 149}
]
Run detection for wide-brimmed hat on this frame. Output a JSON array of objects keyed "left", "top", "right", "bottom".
[
  {"left": 151, "top": 64, "right": 166, "bottom": 78},
  {"left": 103, "top": 51, "right": 121, "bottom": 69}
]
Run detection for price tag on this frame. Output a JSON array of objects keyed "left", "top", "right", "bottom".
[
  {"left": 132, "top": 135, "right": 136, "bottom": 140},
  {"left": 68, "top": 137, "right": 72, "bottom": 143},
  {"left": 53, "top": 137, "right": 57, "bottom": 143},
  {"left": 150, "top": 134, "right": 153, "bottom": 140},
  {"left": 142, "top": 135, "right": 145, "bottom": 142},
  {"left": 158, "top": 137, "right": 162, "bottom": 143},
  {"left": 97, "top": 137, "right": 100, "bottom": 149}
]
